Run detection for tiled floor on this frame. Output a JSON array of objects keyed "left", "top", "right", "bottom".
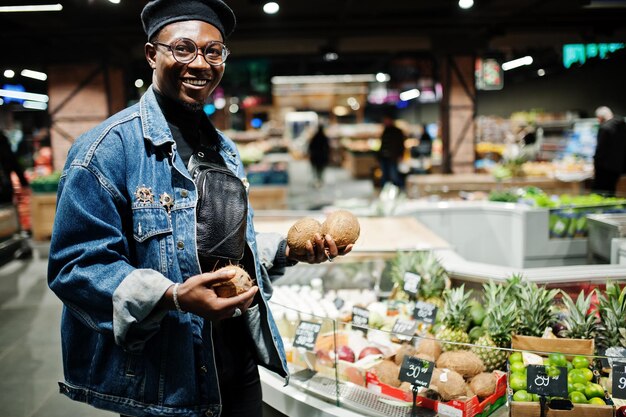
[{"left": 0, "top": 160, "right": 376, "bottom": 417}]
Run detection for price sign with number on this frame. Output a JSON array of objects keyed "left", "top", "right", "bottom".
[
  {"left": 403, "top": 272, "right": 422, "bottom": 297},
  {"left": 527, "top": 365, "right": 568, "bottom": 397},
  {"left": 399, "top": 356, "right": 435, "bottom": 388},
  {"left": 352, "top": 306, "right": 370, "bottom": 331},
  {"left": 293, "top": 320, "right": 322, "bottom": 351},
  {"left": 413, "top": 301, "right": 438, "bottom": 325},
  {"left": 612, "top": 362, "right": 626, "bottom": 400},
  {"left": 392, "top": 318, "right": 418, "bottom": 341}
]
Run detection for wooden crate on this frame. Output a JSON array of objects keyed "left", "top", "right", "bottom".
[
  {"left": 31, "top": 193, "right": 57, "bottom": 241},
  {"left": 248, "top": 186, "right": 288, "bottom": 210}
]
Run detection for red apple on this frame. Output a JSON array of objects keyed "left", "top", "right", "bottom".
[
  {"left": 315, "top": 349, "right": 334, "bottom": 366},
  {"left": 358, "top": 346, "right": 383, "bottom": 360},
  {"left": 337, "top": 345, "right": 356, "bottom": 363}
]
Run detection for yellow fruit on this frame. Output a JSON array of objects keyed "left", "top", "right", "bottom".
[{"left": 588, "top": 397, "right": 606, "bottom": 405}]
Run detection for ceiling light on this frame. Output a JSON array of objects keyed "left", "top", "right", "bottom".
[
  {"left": 375, "top": 72, "right": 390, "bottom": 82},
  {"left": 0, "top": 4, "right": 62, "bottom": 12},
  {"left": 459, "top": 0, "right": 474, "bottom": 9},
  {"left": 271, "top": 74, "right": 379, "bottom": 84},
  {"left": 108, "top": 0, "right": 121, "bottom": 3},
  {"left": 23, "top": 100, "right": 48, "bottom": 110},
  {"left": 4, "top": 70, "right": 15, "bottom": 78},
  {"left": 134, "top": 79, "right": 144, "bottom": 88},
  {"left": 263, "top": 2, "right": 279, "bottom": 14},
  {"left": 399, "top": 89, "right": 420, "bottom": 101},
  {"left": 21, "top": 69, "right": 47, "bottom": 81},
  {"left": 0, "top": 89, "right": 48, "bottom": 103},
  {"left": 323, "top": 51, "right": 339, "bottom": 62},
  {"left": 502, "top": 55, "right": 533, "bottom": 71},
  {"left": 537, "top": 69, "right": 546, "bottom": 76}
]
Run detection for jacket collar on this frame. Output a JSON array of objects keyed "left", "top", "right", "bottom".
[{"left": 139, "top": 85, "right": 238, "bottom": 165}]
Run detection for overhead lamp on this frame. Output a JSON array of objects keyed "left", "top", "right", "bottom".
[
  {"left": 537, "top": 69, "right": 546, "bottom": 76},
  {"left": 502, "top": 55, "right": 533, "bottom": 71},
  {"left": 376, "top": 72, "right": 390, "bottom": 82},
  {"left": 399, "top": 88, "right": 420, "bottom": 101},
  {"left": 134, "top": 79, "right": 144, "bottom": 88},
  {"left": 459, "top": 0, "right": 474, "bottom": 9},
  {"left": 21, "top": 69, "right": 47, "bottom": 81},
  {"left": 263, "top": 2, "right": 279, "bottom": 14},
  {"left": 271, "top": 74, "right": 380, "bottom": 84},
  {"left": 23, "top": 100, "right": 48, "bottom": 110},
  {"left": 108, "top": 0, "right": 121, "bottom": 4},
  {"left": 0, "top": 4, "right": 63, "bottom": 12},
  {"left": 4, "top": 70, "right": 15, "bottom": 78},
  {"left": 0, "top": 89, "right": 49, "bottom": 103}
]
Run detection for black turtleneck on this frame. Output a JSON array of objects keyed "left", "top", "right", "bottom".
[{"left": 154, "top": 89, "right": 219, "bottom": 166}]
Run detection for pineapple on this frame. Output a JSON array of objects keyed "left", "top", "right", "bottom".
[
  {"left": 471, "top": 280, "right": 518, "bottom": 371},
  {"left": 435, "top": 285, "right": 472, "bottom": 351},
  {"left": 558, "top": 290, "right": 600, "bottom": 340},
  {"left": 388, "top": 251, "right": 451, "bottom": 306},
  {"left": 417, "top": 251, "right": 450, "bottom": 309},
  {"left": 515, "top": 280, "right": 559, "bottom": 337},
  {"left": 597, "top": 282, "right": 626, "bottom": 349}
]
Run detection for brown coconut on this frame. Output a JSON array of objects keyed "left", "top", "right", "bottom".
[
  {"left": 431, "top": 369, "right": 467, "bottom": 401},
  {"left": 394, "top": 343, "right": 418, "bottom": 365},
  {"left": 436, "top": 351, "right": 485, "bottom": 379},
  {"left": 416, "top": 338, "right": 442, "bottom": 361},
  {"left": 287, "top": 217, "right": 323, "bottom": 256},
  {"left": 321, "top": 210, "right": 360, "bottom": 249},
  {"left": 469, "top": 372, "right": 497, "bottom": 399},
  {"left": 371, "top": 360, "right": 402, "bottom": 388},
  {"left": 212, "top": 265, "right": 254, "bottom": 298}
]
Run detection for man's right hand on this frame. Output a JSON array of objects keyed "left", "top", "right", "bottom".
[{"left": 162, "top": 269, "right": 258, "bottom": 320}]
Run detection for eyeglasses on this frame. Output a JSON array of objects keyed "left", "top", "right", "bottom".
[{"left": 152, "top": 38, "right": 230, "bottom": 66}]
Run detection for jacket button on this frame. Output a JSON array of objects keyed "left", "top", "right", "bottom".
[
  {"left": 177, "top": 241, "right": 185, "bottom": 250},
  {"left": 181, "top": 189, "right": 188, "bottom": 197}
]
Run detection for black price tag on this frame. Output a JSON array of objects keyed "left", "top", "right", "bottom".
[
  {"left": 399, "top": 356, "right": 435, "bottom": 388},
  {"left": 293, "top": 320, "right": 322, "bottom": 351},
  {"left": 403, "top": 272, "right": 422, "bottom": 297},
  {"left": 612, "top": 362, "right": 626, "bottom": 400},
  {"left": 413, "top": 301, "right": 438, "bottom": 325},
  {"left": 351, "top": 306, "right": 370, "bottom": 331},
  {"left": 526, "top": 365, "right": 568, "bottom": 397},
  {"left": 392, "top": 318, "right": 418, "bottom": 340}
]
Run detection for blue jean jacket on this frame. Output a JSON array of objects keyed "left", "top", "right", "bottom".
[{"left": 47, "top": 86, "right": 288, "bottom": 417}]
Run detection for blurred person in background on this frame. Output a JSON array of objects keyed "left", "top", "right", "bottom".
[
  {"left": 308, "top": 123, "right": 331, "bottom": 188},
  {"left": 0, "top": 131, "right": 29, "bottom": 204},
  {"left": 377, "top": 114, "right": 407, "bottom": 188},
  {"left": 592, "top": 106, "right": 626, "bottom": 196}
]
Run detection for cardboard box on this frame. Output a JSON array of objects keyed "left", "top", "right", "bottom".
[
  {"left": 511, "top": 335, "right": 594, "bottom": 359},
  {"left": 366, "top": 371, "right": 508, "bottom": 417},
  {"left": 510, "top": 401, "right": 613, "bottom": 417}
]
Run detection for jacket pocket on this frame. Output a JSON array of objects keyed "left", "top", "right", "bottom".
[{"left": 131, "top": 206, "right": 173, "bottom": 275}]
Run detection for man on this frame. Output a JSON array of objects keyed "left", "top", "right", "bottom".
[
  {"left": 592, "top": 106, "right": 626, "bottom": 196},
  {"left": 0, "top": 131, "right": 29, "bottom": 204},
  {"left": 47, "top": 1, "right": 351, "bottom": 416},
  {"left": 377, "top": 114, "right": 407, "bottom": 188}
]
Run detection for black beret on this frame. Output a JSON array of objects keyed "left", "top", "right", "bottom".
[{"left": 141, "top": 0, "right": 236, "bottom": 40}]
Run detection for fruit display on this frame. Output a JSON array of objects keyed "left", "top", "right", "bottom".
[
  {"left": 270, "top": 251, "right": 626, "bottom": 416},
  {"left": 508, "top": 351, "right": 614, "bottom": 412}
]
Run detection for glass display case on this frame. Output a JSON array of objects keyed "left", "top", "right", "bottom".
[{"left": 261, "top": 256, "right": 626, "bottom": 417}]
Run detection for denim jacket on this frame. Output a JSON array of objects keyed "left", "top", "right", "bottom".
[{"left": 48, "top": 86, "right": 289, "bottom": 417}]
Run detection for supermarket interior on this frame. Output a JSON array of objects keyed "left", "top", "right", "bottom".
[{"left": 2, "top": 1, "right": 626, "bottom": 417}]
